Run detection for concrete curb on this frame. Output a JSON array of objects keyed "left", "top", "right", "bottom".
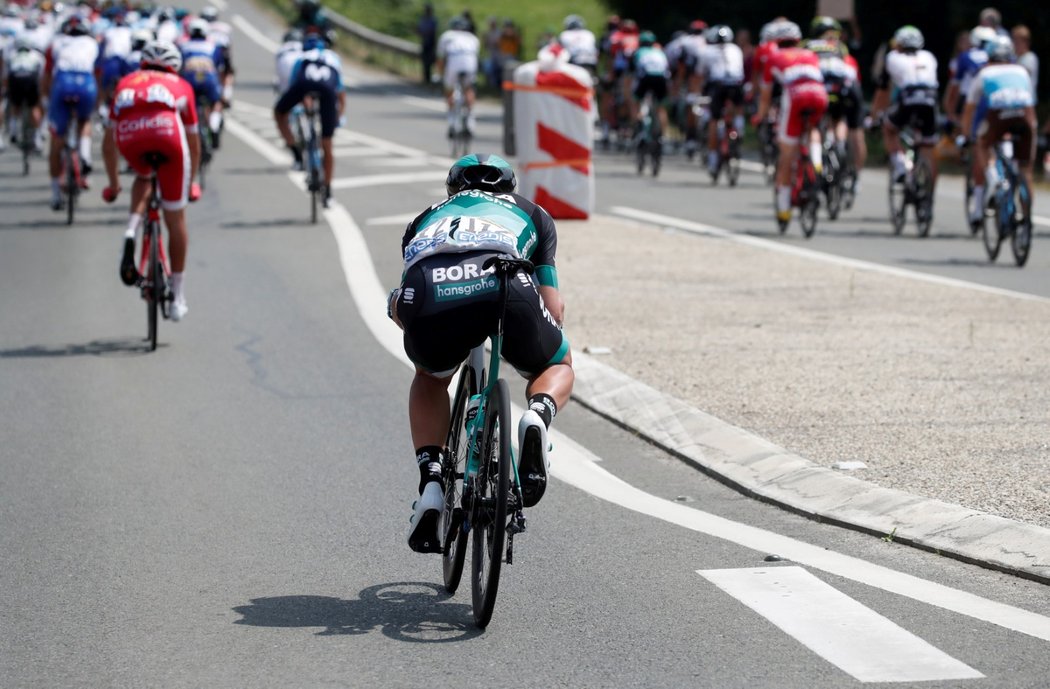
[{"left": 571, "top": 352, "right": 1050, "bottom": 584}]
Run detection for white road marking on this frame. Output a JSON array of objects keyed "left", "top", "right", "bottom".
[
  {"left": 400, "top": 95, "right": 447, "bottom": 112},
  {"left": 226, "top": 109, "right": 1050, "bottom": 646},
  {"left": 700, "top": 567, "right": 983, "bottom": 683},
  {"left": 210, "top": 0, "right": 227, "bottom": 9},
  {"left": 231, "top": 15, "right": 279, "bottom": 54},
  {"left": 330, "top": 171, "right": 438, "bottom": 190},
  {"left": 366, "top": 213, "right": 419, "bottom": 226},
  {"left": 612, "top": 206, "right": 1050, "bottom": 304},
  {"left": 1035, "top": 216, "right": 1050, "bottom": 227}
]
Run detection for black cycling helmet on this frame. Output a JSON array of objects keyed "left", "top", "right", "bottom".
[
  {"left": 446, "top": 153, "right": 517, "bottom": 197},
  {"left": 809, "top": 16, "right": 842, "bottom": 38}
]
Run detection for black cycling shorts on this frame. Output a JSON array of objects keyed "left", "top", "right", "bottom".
[
  {"left": 708, "top": 83, "right": 744, "bottom": 121},
  {"left": 8, "top": 75, "right": 40, "bottom": 108},
  {"left": 396, "top": 251, "right": 569, "bottom": 377},
  {"left": 825, "top": 80, "right": 863, "bottom": 129},
  {"left": 634, "top": 75, "right": 668, "bottom": 104},
  {"left": 275, "top": 80, "right": 339, "bottom": 138},
  {"left": 887, "top": 102, "right": 938, "bottom": 145}
]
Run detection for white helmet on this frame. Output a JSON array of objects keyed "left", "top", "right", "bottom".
[
  {"left": 141, "top": 40, "right": 182, "bottom": 73},
  {"left": 188, "top": 18, "right": 209, "bottom": 39},
  {"left": 969, "top": 26, "right": 996, "bottom": 51}
]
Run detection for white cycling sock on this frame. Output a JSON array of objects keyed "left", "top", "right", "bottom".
[
  {"left": 972, "top": 185, "right": 985, "bottom": 213},
  {"left": 209, "top": 111, "right": 223, "bottom": 133},
  {"left": 79, "top": 136, "right": 92, "bottom": 165},
  {"left": 776, "top": 185, "right": 791, "bottom": 212},
  {"left": 170, "top": 272, "right": 184, "bottom": 300},
  {"left": 125, "top": 213, "right": 143, "bottom": 238},
  {"left": 51, "top": 177, "right": 61, "bottom": 200}
]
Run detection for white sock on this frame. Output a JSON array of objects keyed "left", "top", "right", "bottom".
[
  {"left": 125, "top": 213, "right": 143, "bottom": 238},
  {"left": 79, "top": 136, "right": 92, "bottom": 165},
  {"left": 208, "top": 111, "right": 222, "bottom": 133},
  {"left": 810, "top": 141, "right": 822, "bottom": 169},
  {"left": 170, "top": 272, "right": 184, "bottom": 301},
  {"left": 51, "top": 177, "right": 61, "bottom": 200},
  {"left": 733, "top": 115, "right": 745, "bottom": 135},
  {"left": 972, "top": 185, "right": 985, "bottom": 212},
  {"left": 776, "top": 185, "right": 791, "bottom": 212}
]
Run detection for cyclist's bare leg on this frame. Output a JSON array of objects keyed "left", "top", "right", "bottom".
[
  {"left": 409, "top": 369, "right": 453, "bottom": 450},
  {"left": 775, "top": 140, "right": 799, "bottom": 216},
  {"left": 525, "top": 357, "right": 574, "bottom": 414},
  {"left": 274, "top": 110, "right": 295, "bottom": 148},
  {"left": 162, "top": 208, "right": 188, "bottom": 273},
  {"left": 849, "top": 127, "right": 867, "bottom": 169},
  {"left": 920, "top": 144, "right": 938, "bottom": 188},
  {"left": 321, "top": 136, "right": 334, "bottom": 186}
]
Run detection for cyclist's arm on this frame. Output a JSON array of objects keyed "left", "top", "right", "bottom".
[
  {"left": 960, "top": 77, "right": 982, "bottom": 138},
  {"left": 869, "top": 87, "right": 890, "bottom": 120}
]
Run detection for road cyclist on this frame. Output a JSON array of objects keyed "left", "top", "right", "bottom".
[
  {"left": 435, "top": 16, "right": 479, "bottom": 143},
  {"left": 960, "top": 34, "right": 1036, "bottom": 264},
  {"left": 3, "top": 34, "right": 47, "bottom": 162},
  {"left": 697, "top": 24, "right": 744, "bottom": 183},
  {"left": 628, "top": 30, "right": 670, "bottom": 174},
  {"left": 101, "top": 40, "right": 201, "bottom": 323},
  {"left": 387, "top": 153, "right": 574, "bottom": 560},
  {"left": 179, "top": 18, "right": 226, "bottom": 168},
  {"left": 42, "top": 15, "right": 99, "bottom": 211},
  {"left": 751, "top": 20, "right": 827, "bottom": 229},
  {"left": 273, "top": 29, "right": 346, "bottom": 209}
]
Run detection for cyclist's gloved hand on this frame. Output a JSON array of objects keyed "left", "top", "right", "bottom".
[
  {"left": 954, "top": 135, "right": 969, "bottom": 149},
  {"left": 750, "top": 113, "right": 763, "bottom": 128},
  {"left": 189, "top": 182, "right": 202, "bottom": 202},
  {"left": 102, "top": 186, "right": 121, "bottom": 203}
]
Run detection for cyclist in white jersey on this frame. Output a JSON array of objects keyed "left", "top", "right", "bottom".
[
  {"left": 436, "top": 16, "right": 479, "bottom": 137},
  {"left": 558, "top": 15, "right": 598, "bottom": 72},
  {"left": 697, "top": 25, "right": 745, "bottom": 174},
  {"left": 274, "top": 28, "right": 303, "bottom": 96},
  {"left": 3, "top": 35, "right": 45, "bottom": 150},
  {"left": 0, "top": 5, "right": 24, "bottom": 150}
]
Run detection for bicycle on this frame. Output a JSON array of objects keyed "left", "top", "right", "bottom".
[
  {"left": 887, "top": 125, "right": 934, "bottom": 238},
  {"left": 820, "top": 125, "right": 853, "bottom": 220},
  {"left": 134, "top": 154, "right": 174, "bottom": 351},
  {"left": 778, "top": 109, "right": 820, "bottom": 238},
  {"left": 961, "top": 142, "right": 979, "bottom": 236},
  {"left": 708, "top": 114, "right": 741, "bottom": 187},
  {"left": 439, "top": 255, "right": 534, "bottom": 629},
  {"left": 294, "top": 95, "right": 324, "bottom": 224},
  {"left": 978, "top": 136, "right": 1033, "bottom": 267},
  {"left": 448, "top": 72, "right": 472, "bottom": 158},
  {"left": 757, "top": 109, "right": 779, "bottom": 185},
  {"left": 634, "top": 92, "right": 661, "bottom": 177}
]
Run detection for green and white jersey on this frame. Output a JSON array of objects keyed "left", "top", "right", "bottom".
[{"left": 401, "top": 190, "right": 560, "bottom": 288}]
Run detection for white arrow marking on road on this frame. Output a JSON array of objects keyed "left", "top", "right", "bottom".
[
  {"left": 226, "top": 112, "right": 1050, "bottom": 649},
  {"left": 700, "top": 567, "right": 983, "bottom": 683}
]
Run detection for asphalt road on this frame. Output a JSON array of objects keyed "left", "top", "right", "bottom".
[{"left": 2, "top": 3, "right": 1049, "bottom": 687}]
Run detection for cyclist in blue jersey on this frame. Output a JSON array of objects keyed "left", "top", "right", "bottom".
[
  {"left": 180, "top": 19, "right": 225, "bottom": 149},
  {"left": 273, "top": 29, "right": 345, "bottom": 207},
  {"left": 42, "top": 15, "right": 100, "bottom": 210},
  {"left": 960, "top": 35, "right": 1036, "bottom": 226},
  {"left": 388, "top": 154, "right": 575, "bottom": 553},
  {"left": 944, "top": 26, "right": 994, "bottom": 125}
]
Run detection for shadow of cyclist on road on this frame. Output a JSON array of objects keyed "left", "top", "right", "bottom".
[{"left": 232, "top": 581, "right": 482, "bottom": 642}]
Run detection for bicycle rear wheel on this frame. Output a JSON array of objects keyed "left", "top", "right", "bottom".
[
  {"left": 964, "top": 163, "right": 978, "bottom": 235},
  {"left": 65, "top": 150, "right": 77, "bottom": 226},
  {"left": 727, "top": 136, "right": 740, "bottom": 187},
  {"left": 798, "top": 159, "right": 819, "bottom": 238},
  {"left": 888, "top": 170, "right": 906, "bottom": 235},
  {"left": 441, "top": 364, "right": 476, "bottom": 594},
  {"left": 982, "top": 195, "right": 1003, "bottom": 262},
  {"left": 1011, "top": 180, "right": 1032, "bottom": 267},
  {"left": 470, "top": 378, "right": 510, "bottom": 628},
  {"left": 913, "top": 159, "right": 933, "bottom": 238},
  {"left": 146, "top": 223, "right": 161, "bottom": 351}
]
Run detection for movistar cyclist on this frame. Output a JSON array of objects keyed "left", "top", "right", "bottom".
[
  {"left": 960, "top": 35, "right": 1036, "bottom": 227},
  {"left": 274, "top": 29, "right": 344, "bottom": 207},
  {"left": 388, "top": 154, "right": 574, "bottom": 553}
]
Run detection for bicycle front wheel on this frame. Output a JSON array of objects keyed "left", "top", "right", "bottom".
[
  {"left": 441, "top": 364, "right": 475, "bottom": 594},
  {"left": 65, "top": 151, "right": 77, "bottom": 226},
  {"left": 888, "top": 171, "right": 906, "bottom": 235},
  {"left": 470, "top": 378, "right": 510, "bottom": 628},
  {"left": 798, "top": 160, "right": 819, "bottom": 238},
  {"left": 1011, "top": 180, "right": 1032, "bottom": 267}
]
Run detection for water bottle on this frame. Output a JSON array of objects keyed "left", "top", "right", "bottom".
[{"left": 464, "top": 394, "right": 482, "bottom": 478}]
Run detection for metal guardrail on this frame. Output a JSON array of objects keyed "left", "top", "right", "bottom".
[{"left": 325, "top": 10, "right": 421, "bottom": 79}]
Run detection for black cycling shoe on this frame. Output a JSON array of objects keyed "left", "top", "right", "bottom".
[
  {"left": 322, "top": 185, "right": 332, "bottom": 209},
  {"left": 120, "top": 237, "right": 139, "bottom": 286}
]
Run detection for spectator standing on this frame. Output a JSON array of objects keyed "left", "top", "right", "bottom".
[
  {"left": 499, "top": 19, "right": 522, "bottom": 63},
  {"left": 416, "top": 3, "right": 437, "bottom": 84},
  {"left": 1012, "top": 25, "right": 1039, "bottom": 101},
  {"left": 483, "top": 17, "right": 501, "bottom": 89},
  {"left": 979, "top": 7, "right": 1010, "bottom": 38}
]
